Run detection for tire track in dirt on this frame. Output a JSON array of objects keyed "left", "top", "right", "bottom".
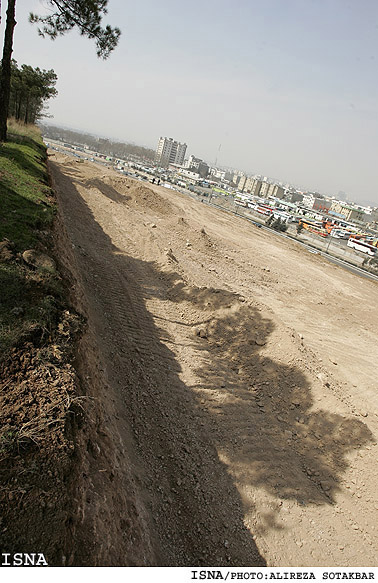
[
  {"left": 49, "top": 156, "right": 266, "bottom": 566},
  {"left": 49, "top": 153, "right": 378, "bottom": 567}
]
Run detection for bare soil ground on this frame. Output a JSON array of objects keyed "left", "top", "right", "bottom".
[{"left": 48, "top": 152, "right": 378, "bottom": 566}]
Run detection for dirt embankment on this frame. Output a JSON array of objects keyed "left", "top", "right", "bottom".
[
  {"left": 7, "top": 150, "right": 377, "bottom": 567},
  {"left": 45, "top": 158, "right": 266, "bottom": 566}
]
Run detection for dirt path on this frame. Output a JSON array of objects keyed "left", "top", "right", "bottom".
[{"left": 49, "top": 152, "right": 378, "bottom": 567}]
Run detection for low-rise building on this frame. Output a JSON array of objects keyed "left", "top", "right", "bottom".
[
  {"left": 330, "top": 201, "right": 366, "bottom": 222},
  {"left": 176, "top": 168, "right": 202, "bottom": 184},
  {"left": 302, "top": 193, "right": 315, "bottom": 209},
  {"left": 185, "top": 155, "right": 209, "bottom": 178},
  {"left": 313, "top": 197, "right": 331, "bottom": 212},
  {"left": 210, "top": 168, "right": 227, "bottom": 181}
]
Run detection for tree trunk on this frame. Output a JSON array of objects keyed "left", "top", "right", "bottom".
[
  {"left": 24, "top": 95, "right": 29, "bottom": 124},
  {"left": 12, "top": 91, "right": 18, "bottom": 118},
  {"left": 0, "top": 0, "right": 17, "bottom": 142},
  {"left": 16, "top": 92, "right": 22, "bottom": 120}
]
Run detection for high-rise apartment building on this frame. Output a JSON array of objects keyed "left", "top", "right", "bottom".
[
  {"left": 249, "top": 179, "right": 262, "bottom": 196},
  {"left": 259, "top": 181, "right": 270, "bottom": 197},
  {"left": 155, "top": 137, "right": 187, "bottom": 166},
  {"left": 237, "top": 175, "right": 247, "bottom": 191}
]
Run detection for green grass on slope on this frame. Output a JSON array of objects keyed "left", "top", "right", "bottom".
[
  {"left": 0, "top": 124, "right": 54, "bottom": 250},
  {"left": 0, "top": 121, "right": 64, "bottom": 357}
]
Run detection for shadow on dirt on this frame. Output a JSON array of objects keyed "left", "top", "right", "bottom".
[
  {"left": 49, "top": 160, "right": 132, "bottom": 205},
  {"left": 50, "top": 159, "right": 374, "bottom": 565},
  {"left": 50, "top": 160, "right": 266, "bottom": 567},
  {"left": 83, "top": 177, "right": 131, "bottom": 204},
  {"left": 154, "top": 277, "right": 374, "bottom": 507}
]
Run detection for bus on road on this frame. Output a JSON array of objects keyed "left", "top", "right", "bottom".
[{"left": 347, "top": 237, "right": 377, "bottom": 256}]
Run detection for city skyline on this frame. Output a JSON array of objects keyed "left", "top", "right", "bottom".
[
  {"left": 42, "top": 121, "right": 375, "bottom": 207},
  {"left": 2, "top": 0, "right": 378, "bottom": 205}
]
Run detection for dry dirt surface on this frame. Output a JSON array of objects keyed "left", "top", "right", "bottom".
[{"left": 48, "top": 152, "right": 378, "bottom": 567}]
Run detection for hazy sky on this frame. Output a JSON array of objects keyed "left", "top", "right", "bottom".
[{"left": 3, "top": 0, "right": 378, "bottom": 204}]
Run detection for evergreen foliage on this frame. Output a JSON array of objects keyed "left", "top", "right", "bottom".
[
  {"left": 0, "top": 0, "right": 120, "bottom": 141},
  {"left": 29, "top": 0, "right": 121, "bottom": 60},
  {"left": 7, "top": 60, "right": 58, "bottom": 124}
]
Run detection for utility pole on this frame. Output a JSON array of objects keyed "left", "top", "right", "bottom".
[
  {"left": 214, "top": 143, "right": 221, "bottom": 167},
  {"left": 325, "top": 232, "right": 333, "bottom": 253}
]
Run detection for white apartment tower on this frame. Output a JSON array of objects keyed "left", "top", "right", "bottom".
[{"left": 156, "top": 137, "right": 187, "bottom": 166}]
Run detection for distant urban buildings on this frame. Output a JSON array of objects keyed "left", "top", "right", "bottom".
[
  {"left": 155, "top": 137, "right": 187, "bottom": 166},
  {"left": 329, "top": 201, "right": 366, "bottom": 223},
  {"left": 185, "top": 155, "right": 209, "bottom": 178},
  {"left": 153, "top": 135, "right": 377, "bottom": 230},
  {"left": 233, "top": 173, "right": 284, "bottom": 199}
]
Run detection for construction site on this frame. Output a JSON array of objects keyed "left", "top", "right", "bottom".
[{"left": 1, "top": 148, "right": 377, "bottom": 567}]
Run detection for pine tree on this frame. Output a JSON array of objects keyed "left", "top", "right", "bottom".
[
  {"left": 0, "top": 1, "right": 121, "bottom": 141},
  {"left": 0, "top": 0, "right": 16, "bottom": 141},
  {"left": 7, "top": 61, "right": 58, "bottom": 124}
]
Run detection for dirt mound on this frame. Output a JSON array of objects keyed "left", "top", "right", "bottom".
[
  {"left": 90, "top": 175, "right": 175, "bottom": 216},
  {"left": 148, "top": 217, "right": 219, "bottom": 273},
  {"left": 82, "top": 176, "right": 131, "bottom": 205},
  {"left": 126, "top": 183, "right": 173, "bottom": 215},
  {"left": 175, "top": 219, "right": 218, "bottom": 252}
]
